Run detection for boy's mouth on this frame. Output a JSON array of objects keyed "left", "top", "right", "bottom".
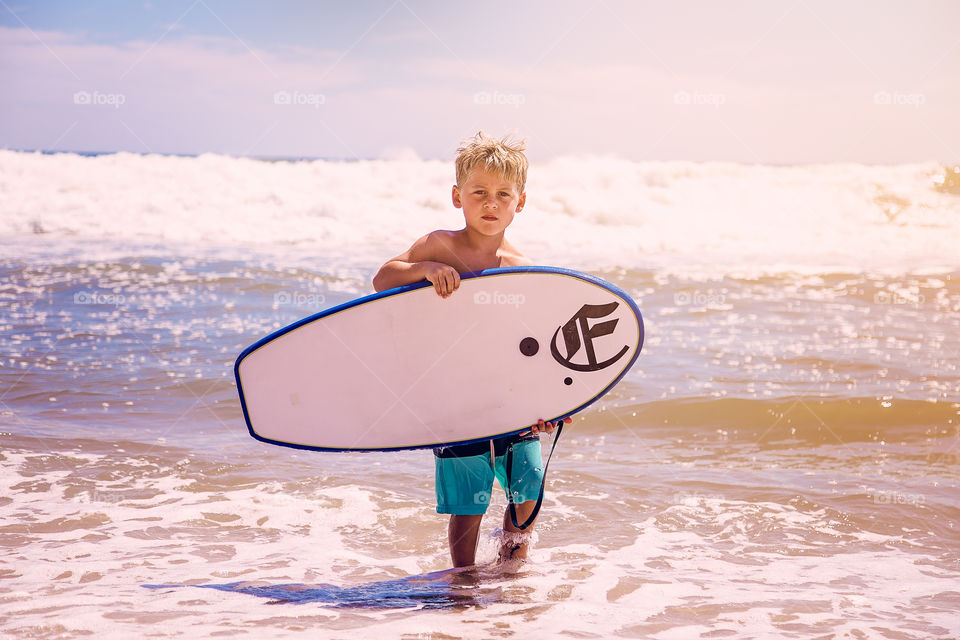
[{"left": 481, "top": 215, "right": 498, "bottom": 221}]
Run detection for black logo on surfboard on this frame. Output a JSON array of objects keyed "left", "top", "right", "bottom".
[{"left": 550, "top": 302, "right": 629, "bottom": 372}]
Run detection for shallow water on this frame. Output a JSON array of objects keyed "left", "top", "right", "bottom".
[{"left": 1, "top": 152, "right": 959, "bottom": 638}]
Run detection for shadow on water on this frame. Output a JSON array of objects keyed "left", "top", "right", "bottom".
[{"left": 144, "top": 567, "right": 516, "bottom": 609}]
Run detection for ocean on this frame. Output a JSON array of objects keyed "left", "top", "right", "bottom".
[{"left": 1, "top": 149, "right": 958, "bottom": 639}]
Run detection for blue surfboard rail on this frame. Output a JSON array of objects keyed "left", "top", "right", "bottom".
[{"left": 235, "top": 266, "right": 644, "bottom": 453}]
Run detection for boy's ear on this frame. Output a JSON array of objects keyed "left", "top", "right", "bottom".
[
  {"left": 517, "top": 192, "right": 526, "bottom": 212},
  {"left": 451, "top": 184, "right": 463, "bottom": 209}
]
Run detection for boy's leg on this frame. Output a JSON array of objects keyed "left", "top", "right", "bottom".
[
  {"left": 435, "top": 450, "right": 494, "bottom": 567},
  {"left": 448, "top": 514, "right": 484, "bottom": 567},
  {"left": 498, "top": 500, "right": 537, "bottom": 562},
  {"left": 494, "top": 439, "right": 545, "bottom": 563}
]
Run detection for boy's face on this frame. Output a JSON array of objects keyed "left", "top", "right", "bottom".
[{"left": 452, "top": 168, "right": 525, "bottom": 237}]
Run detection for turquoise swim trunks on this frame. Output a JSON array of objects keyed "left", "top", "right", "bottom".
[{"left": 434, "top": 436, "right": 544, "bottom": 516}]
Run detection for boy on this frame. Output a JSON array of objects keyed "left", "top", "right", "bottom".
[{"left": 372, "top": 131, "right": 570, "bottom": 568}]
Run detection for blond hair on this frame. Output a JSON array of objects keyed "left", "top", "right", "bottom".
[{"left": 455, "top": 131, "right": 528, "bottom": 194}]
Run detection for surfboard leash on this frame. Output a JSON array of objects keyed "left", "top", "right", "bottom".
[{"left": 506, "top": 421, "right": 565, "bottom": 531}]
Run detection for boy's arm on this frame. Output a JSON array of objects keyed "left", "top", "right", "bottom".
[{"left": 372, "top": 233, "right": 461, "bottom": 297}]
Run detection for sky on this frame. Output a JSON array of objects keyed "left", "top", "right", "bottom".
[{"left": 1, "top": 0, "right": 958, "bottom": 163}]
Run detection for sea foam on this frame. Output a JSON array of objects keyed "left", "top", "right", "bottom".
[{"left": 1, "top": 150, "right": 956, "bottom": 274}]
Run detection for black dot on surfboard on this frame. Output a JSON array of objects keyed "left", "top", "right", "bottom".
[
  {"left": 564, "top": 377, "right": 573, "bottom": 385},
  {"left": 519, "top": 337, "right": 539, "bottom": 357}
]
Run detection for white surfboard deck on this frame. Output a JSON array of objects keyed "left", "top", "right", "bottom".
[{"left": 235, "top": 267, "right": 643, "bottom": 452}]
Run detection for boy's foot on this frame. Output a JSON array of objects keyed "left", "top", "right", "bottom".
[{"left": 494, "top": 527, "right": 534, "bottom": 566}]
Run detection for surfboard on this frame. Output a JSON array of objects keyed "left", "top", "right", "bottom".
[{"left": 235, "top": 267, "right": 643, "bottom": 452}]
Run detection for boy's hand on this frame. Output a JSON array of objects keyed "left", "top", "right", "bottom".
[
  {"left": 526, "top": 416, "right": 572, "bottom": 436},
  {"left": 423, "top": 262, "right": 460, "bottom": 298}
]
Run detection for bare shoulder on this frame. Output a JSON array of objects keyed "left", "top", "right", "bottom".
[
  {"left": 499, "top": 244, "right": 535, "bottom": 267},
  {"left": 407, "top": 229, "right": 458, "bottom": 262}
]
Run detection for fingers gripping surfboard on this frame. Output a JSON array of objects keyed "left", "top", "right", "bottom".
[{"left": 235, "top": 267, "right": 643, "bottom": 452}]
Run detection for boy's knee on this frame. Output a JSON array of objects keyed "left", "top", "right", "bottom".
[{"left": 503, "top": 501, "right": 538, "bottom": 533}]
